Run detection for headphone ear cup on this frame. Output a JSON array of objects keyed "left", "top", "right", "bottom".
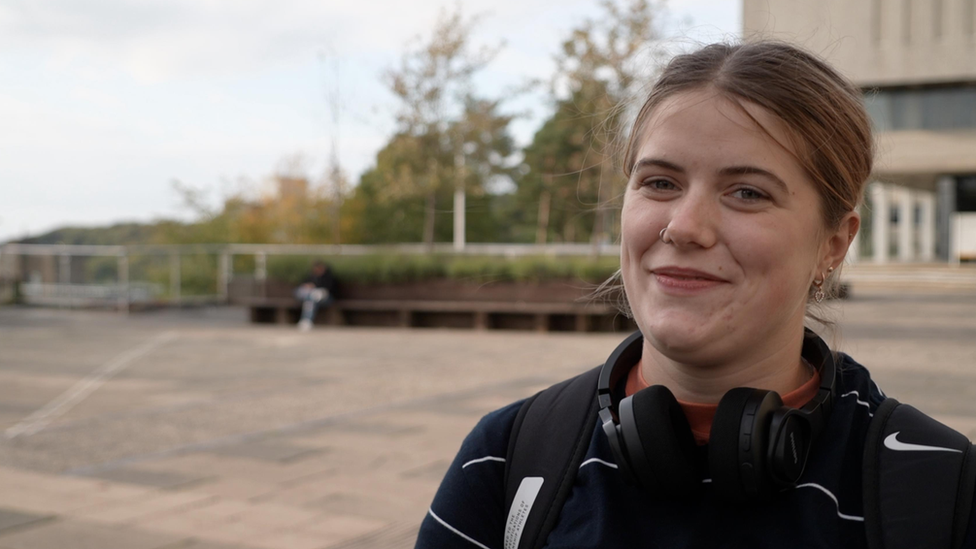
[
  {"left": 709, "top": 388, "right": 783, "bottom": 502},
  {"left": 624, "top": 385, "right": 702, "bottom": 499}
]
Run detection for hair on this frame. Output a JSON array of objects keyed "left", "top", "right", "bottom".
[{"left": 603, "top": 40, "right": 874, "bottom": 313}]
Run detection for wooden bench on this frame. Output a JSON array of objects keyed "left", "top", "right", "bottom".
[{"left": 240, "top": 297, "right": 636, "bottom": 332}]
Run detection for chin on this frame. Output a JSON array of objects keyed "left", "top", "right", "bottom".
[{"left": 639, "top": 313, "right": 722, "bottom": 356}]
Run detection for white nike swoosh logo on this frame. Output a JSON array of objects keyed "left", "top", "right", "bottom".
[{"left": 884, "top": 432, "right": 963, "bottom": 453}]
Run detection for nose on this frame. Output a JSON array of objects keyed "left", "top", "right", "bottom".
[{"left": 664, "top": 190, "right": 718, "bottom": 249}]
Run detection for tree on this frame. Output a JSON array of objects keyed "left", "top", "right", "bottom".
[
  {"left": 349, "top": 133, "right": 431, "bottom": 243},
  {"left": 161, "top": 156, "right": 346, "bottom": 246},
  {"left": 520, "top": 79, "right": 619, "bottom": 245},
  {"left": 320, "top": 45, "right": 350, "bottom": 245},
  {"left": 554, "top": 0, "right": 667, "bottom": 101},
  {"left": 320, "top": 158, "right": 348, "bottom": 245},
  {"left": 379, "top": 7, "right": 513, "bottom": 249},
  {"left": 349, "top": 97, "right": 518, "bottom": 245},
  {"left": 520, "top": 0, "right": 667, "bottom": 246}
]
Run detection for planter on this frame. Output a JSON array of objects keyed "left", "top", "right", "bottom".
[
  {"left": 231, "top": 275, "right": 634, "bottom": 333},
  {"left": 338, "top": 278, "right": 606, "bottom": 303},
  {"left": 229, "top": 276, "right": 612, "bottom": 304}
]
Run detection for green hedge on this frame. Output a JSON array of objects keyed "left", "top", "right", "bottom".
[{"left": 266, "top": 254, "right": 621, "bottom": 285}]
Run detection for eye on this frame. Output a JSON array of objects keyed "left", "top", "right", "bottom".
[
  {"left": 729, "top": 187, "right": 769, "bottom": 201},
  {"left": 640, "top": 178, "right": 678, "bottom": 191}
]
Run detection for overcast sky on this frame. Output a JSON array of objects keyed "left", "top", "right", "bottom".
[{"left": 0, "top": 0, "right": 740, "bottom": 243}]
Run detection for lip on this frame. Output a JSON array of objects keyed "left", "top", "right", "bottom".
[
  {"left": 650, "top": 266, "right": 730, "bottom": 293},
  {"left": 651, "top": 266, "right": 728, "bottom": 282}
]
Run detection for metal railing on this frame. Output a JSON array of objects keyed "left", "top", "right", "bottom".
[
  {"left": 0, "top": 242, "right": 621, "bottom": 311},
  {"left": 20, "top": 282, "right": 163, "bottom": 308},
  {"left": 0, "top": 242, "right": 621, "bottom": 257}
]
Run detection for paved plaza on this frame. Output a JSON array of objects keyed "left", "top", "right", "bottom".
[{"left": 0, "top": 291, "right": 974, "bottom": 549}]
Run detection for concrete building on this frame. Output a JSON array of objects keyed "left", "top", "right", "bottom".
[{"left": 743, "top": 0, "right": 976, "bottom": 263}]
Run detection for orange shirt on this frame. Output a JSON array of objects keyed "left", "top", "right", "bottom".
[{"left": 624, "top": 359, "right": 822, "bottom": 445}]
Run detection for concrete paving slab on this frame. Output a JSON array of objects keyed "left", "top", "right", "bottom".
[
  {"left": 296, "top": 471, "right": 434, "bottom": 525},
  {"left": 225, "top": 502, "right": 320, "bottom": 531},
  {"left": 82, "top": 467, "right": 213, "bottom": 490},
  {"left": 75, "top": 492, "right": 218, "bottom": 525},
  {"left": 0, "top": 487, "right": 117, "bottom": 516},
  {"left": 173, "top": 518, "right": 295, "bottom": 549},
  {"left": 189, "top": 478, "right": 276, "bottom": 501},
  {"left": 137, "top": 454, "right": 335, "bottom": 486},
  {"left": 131, "top": 511, "right": 215, "bottom": 539},
  {"left": 170, "top": 499, "right": 254, "bottom": 523},
  {"left": 204, "top": 441, "right": 322, "bottom": 464},
  {"left": 295, "top": 514, "right": 389, "bottom": 546},
  {"left": 0, "top": 519, "right": 183, "bottom": 549},
  {"left": 298, "top": 493, "right": 411, "bottom": 524},
  {"left": 313, "top": 421, "right": 426, "bottom": 437},
  {"left": 0, "top": 509, "right": 52, "bottom": 536},
  {"left": 245, "top": 531, "right": 329, "bottom": 549},
  {"left": 0, "top": 466, "right": 78, "bottom": 492},
  {"left": 127, "top": 498, "right": 256, "bottom": 543},
  {"left": 323, "top": 522, "right": 418, "bottom": 549},
  {"left": 159, "top": 540, "right": 255, "bottom": 549},
  {"left": 397, "top": 459, "right": 451, "bottom": 482}
]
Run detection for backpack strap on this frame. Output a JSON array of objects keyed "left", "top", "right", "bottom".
[
  {"left": 503, "top": 366, "right": 602, "bottom": 549},
  {"left": 863, "top": 398, "right": 976, "bottom": 549}
]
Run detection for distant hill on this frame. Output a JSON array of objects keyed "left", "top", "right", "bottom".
[{"left": 13, "top": 222, "right": 167, "bottom": 246}]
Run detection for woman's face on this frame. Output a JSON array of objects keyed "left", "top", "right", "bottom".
[{"left": 621, "top": 88, "right": 843, "bottom": 365}]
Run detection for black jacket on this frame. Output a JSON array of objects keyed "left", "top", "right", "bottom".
[{"left": 416, "top": 354, "right": 976, "bottom": 548}]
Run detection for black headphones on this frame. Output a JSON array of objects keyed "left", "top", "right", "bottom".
[{"left": 597, "top": 328, "right": 836, "bottom": 503}]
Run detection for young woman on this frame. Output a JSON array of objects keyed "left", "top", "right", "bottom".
[{"left": 415, "top": 41, "right": 976, "bottom": 548}]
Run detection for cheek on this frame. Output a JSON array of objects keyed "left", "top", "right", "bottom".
[
  {"left": 620, "top": 195, "right": 659, "bottom": 254},
  {"left": 620, "top": 199, "right": 652, "bottom": 297},
  {"left": 732, "top": 220, "right": 819, "bottom": 298}
]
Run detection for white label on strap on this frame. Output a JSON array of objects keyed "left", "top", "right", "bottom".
[{"left": 504, "top": 476, "right": 544, "bottom": 549}]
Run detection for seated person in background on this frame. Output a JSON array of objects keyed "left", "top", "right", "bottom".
[{"left": 294, "top": 260, "right": 335, "bottom": 331}]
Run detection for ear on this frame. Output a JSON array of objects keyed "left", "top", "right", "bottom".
[{"left": 818, "top": 211, "right": 860, "bottom": 273}]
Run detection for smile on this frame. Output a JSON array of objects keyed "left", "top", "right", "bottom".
[{"left": 651, "top": 267, "right": 729, "bottom": 292}]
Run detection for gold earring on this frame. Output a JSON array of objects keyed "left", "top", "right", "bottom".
[{"left": 813, "top": 271, "right": 827, "bottom": 303}]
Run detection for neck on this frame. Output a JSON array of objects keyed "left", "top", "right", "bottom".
[{"left": 639, "top": 330, "right": 811, "bottom": 404}]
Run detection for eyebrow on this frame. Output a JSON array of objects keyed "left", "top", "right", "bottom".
[
  {"left": 719, "top": 166, "right": 789, "bottom": 193},
  {"left": 632, "top": 158, "right": 684, "bottom": 173},
  {"left": 631, "top": 158, "right": 789, "bottom": 194}
]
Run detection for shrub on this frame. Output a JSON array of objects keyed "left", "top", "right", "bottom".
[{"left": 266, "top": 254, "right": 619, "bottom": 285}]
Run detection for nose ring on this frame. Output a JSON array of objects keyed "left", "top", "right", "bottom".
[{"left": 659, "top": 227, "right": 673, "bottom": 244}]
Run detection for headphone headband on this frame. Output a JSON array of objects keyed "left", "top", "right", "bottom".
[
  {"left": 795, "top": 329, "right": 836, "bottom": 433},
  {"left": 597, "top": 330, "right": 643, "bottom": 411}
]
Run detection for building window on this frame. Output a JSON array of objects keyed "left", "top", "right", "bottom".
[
  {"left": 863, "top": 84, "right": 976, "bottom": 131},
  {"left": 958, "top": 176, "right": 976, "bottom": 212}
]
